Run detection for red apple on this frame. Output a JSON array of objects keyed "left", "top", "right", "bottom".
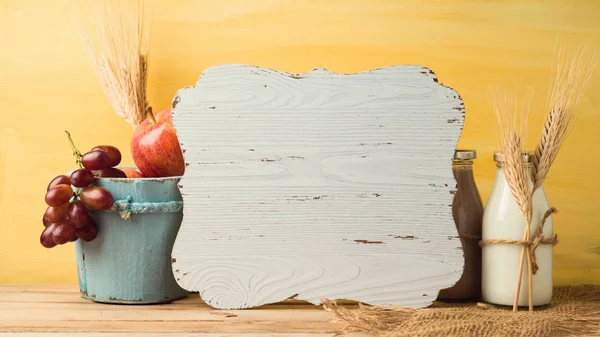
[
  {"left": 131, "top": 108, "right": 185, "bottom": 178},
  {"left": 122, "top": 168, "right": 145, "bottom": 178}
]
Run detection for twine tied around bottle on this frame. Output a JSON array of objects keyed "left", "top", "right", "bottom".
[{"left": 478, "top": 207, "right": 559, "bottom": 275}]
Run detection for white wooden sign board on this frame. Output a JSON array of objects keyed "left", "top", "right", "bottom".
[{"left": 170, "top": 64, "right": 465, "bottom": 310}]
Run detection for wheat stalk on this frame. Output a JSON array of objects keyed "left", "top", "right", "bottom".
[
  {"left": 69, "top": 0, "right": 154, "bottom": 128},
  {"left": 525, "top": 43, "right": 599, "bottom": 309},
  {"left": 488, "top": 84, "right": 536, "bottom": 311}
]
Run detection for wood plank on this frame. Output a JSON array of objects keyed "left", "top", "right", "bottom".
[
  {"left": 0, "top": 303, "right": 334, "bottom": 321},
  {"left": 0, "top": 285, "right": 349, "bottom": 334},
  {"left": 0, "top": 321, "right": 340, "bottom": 334},
  {"left": 0, "top": 332, "right": 369, "bottom": 337},
  {"left": 171, "top": 64, "right": 465, "bottom": 310},
  {"left": 0, "top": 284, "right": 355, "bottom": 306}
]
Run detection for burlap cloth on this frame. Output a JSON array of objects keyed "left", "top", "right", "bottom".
[{"left": 322, "top": 285, "right": 600, "bottom": 337}]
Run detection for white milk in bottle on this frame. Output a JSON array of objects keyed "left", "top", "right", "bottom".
[{"left": 481, "top": 152, "right": 554, "bottom": 306}]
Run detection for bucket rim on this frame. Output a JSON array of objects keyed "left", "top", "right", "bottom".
[{"left": 67, "top": 166, "right": 183, "bottom": 182}]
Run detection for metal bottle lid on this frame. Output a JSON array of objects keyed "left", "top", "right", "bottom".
[
  {"left": 493, "top": 151, "right": 533, "bottom": 163},
  {"left": 454, "top": 150, "right": 477, "bottom": 160}
]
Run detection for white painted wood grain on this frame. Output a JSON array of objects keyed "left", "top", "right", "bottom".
[{"left": 171, "top": 64, "right": 465, "bottom": 310}]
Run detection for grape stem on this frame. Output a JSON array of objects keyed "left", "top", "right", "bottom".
[
  {"left": 65, "top": 131, "right": 84, "bottom": 199},
  {"left": 65, "top": 130, "right": 83, "bottom": 169}
]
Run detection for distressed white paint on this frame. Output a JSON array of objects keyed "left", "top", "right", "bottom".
[{"left": 170, "top": 64, "right": 465, "bottom": 310}]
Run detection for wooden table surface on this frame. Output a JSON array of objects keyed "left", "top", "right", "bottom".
[{"left": 0, "top": 285, "right": 367, "bottom": 336}]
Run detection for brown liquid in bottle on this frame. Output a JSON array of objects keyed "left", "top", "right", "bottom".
[{"left": 437, "top": 151, "right": 484, "bottom": 301}]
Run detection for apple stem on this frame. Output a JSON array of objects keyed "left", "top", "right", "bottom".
[
  {"left": 65, "top": 130, "right": 84, "bottom": 169},
  {"left": 147, "top": 106, "right": 157, "bottom": 124}
]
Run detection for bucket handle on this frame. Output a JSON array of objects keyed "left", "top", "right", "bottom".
[{"left": 108, "top": 196, "right": 183, "bottom": 220}]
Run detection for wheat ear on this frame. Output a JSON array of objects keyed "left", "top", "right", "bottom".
[
  {"left": 489, "top": 86, "right": 532, "bottom": 219},
  {"left": 503, "top": 132, "right": 531, "bottom": 220},
  {"left": 532, "top": 43, "right": 600, "bottom": 191},
  {"left": 70, "top": 0, "right": 154, "bottom": 128}
]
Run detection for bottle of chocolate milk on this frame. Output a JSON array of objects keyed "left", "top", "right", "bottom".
[{"left": 438, "top": 150, "right": 484, "bottom": 301}]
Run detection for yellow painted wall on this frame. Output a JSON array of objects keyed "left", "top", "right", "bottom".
[{"left": 0, "top": 0, "right": 599, "bottom": 284}]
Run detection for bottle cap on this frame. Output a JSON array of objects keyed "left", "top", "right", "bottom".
[
  {"left": 454, "top": 150, "right": 477, "bottom": 160},
  {"left": 493, "top": 151, "right": 533, "bottom": 163}
]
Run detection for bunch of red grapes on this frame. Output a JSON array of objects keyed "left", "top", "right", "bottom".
[{"left": 41, "top": 141, "right": 126, "bottom": 249}]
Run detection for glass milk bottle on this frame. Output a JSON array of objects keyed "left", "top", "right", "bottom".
[
  {"left": 482, "top": 152, "right": 553, "bottom": 307},
  {"left": 438, "top": 150, "right": 484, "bottom": 301}
]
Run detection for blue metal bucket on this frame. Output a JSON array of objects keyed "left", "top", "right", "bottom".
[{"left": 73, "top": 168, "right": 189, "bottom": 304}]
